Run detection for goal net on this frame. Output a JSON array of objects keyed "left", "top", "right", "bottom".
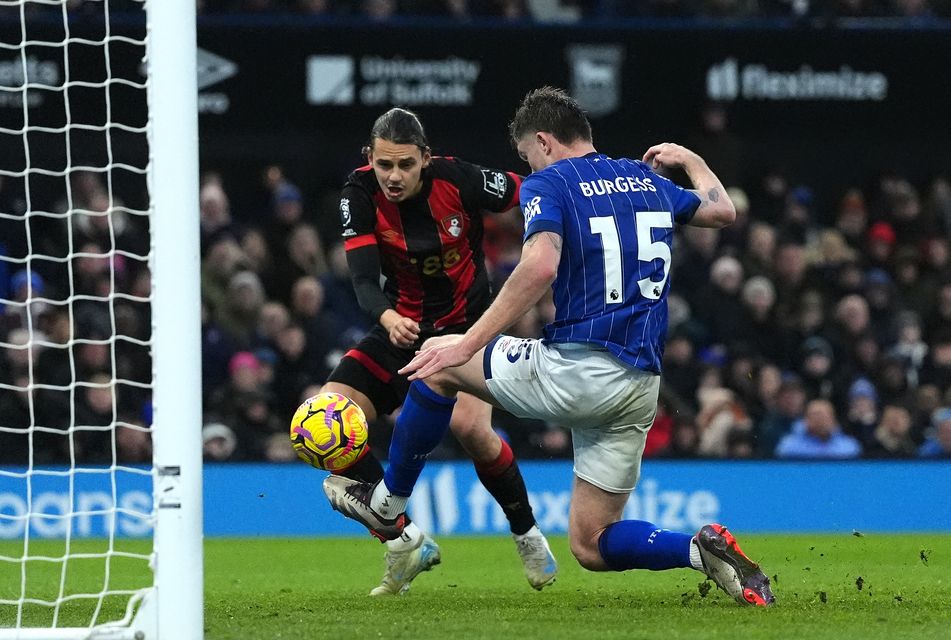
[{"left": 0, "top": 1, "right": 202, "bottom": 638}]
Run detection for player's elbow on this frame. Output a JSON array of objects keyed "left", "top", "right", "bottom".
[
  {"left": 717, "top": 202, "right": 737, "bottom": 227},
  {"left": 534, "top": 261, "right": 558, "bottom": 285},
  {"left": 520, "top": 253, "right": 558, "bottom": 285},
  {"left": 703, "top": 201, "right": 736, "bottom": 229}
]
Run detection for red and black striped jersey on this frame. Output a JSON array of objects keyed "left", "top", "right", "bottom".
[{"left": 340, "top": 157, "right": 521, "bottom": 333}]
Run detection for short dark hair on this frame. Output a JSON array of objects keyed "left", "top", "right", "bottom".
[
  {"left": 509, "top": 86, "right": 592, "bottom": 146},
  {"left": 365, "top": 107, "right": 429, "bottom": 153}
]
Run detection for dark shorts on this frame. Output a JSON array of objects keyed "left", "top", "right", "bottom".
[{"left": 326, "top": 323, "right": 471, "bottom": 416}]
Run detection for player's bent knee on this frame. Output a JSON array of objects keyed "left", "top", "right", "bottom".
[
  {"left": 569, "top": 538, "right": 606, "bottom": 571},
  {"left": 419, "top": 370, "right": 456, "bottom": 396}
]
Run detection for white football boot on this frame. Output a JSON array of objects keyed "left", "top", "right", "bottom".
[
  {"left": 513, "top": 527, "right": 558, "bottom": 591},
  {"left": 369, "top": 534, "right": 441, "bottom": 596}
]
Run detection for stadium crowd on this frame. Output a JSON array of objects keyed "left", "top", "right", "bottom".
[
  {"left": 1, "top": 139, "right": 949, "bottom": 466},
  {"left": 0, "top": 3, "right": 950, "bottom": 467}
]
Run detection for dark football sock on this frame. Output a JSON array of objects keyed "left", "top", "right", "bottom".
[
  {"left": 474, "top": 439, "right": 536, "bottom": 536},
  {"left": 339, "top": 449, "right": 385, "bottom": 483}
]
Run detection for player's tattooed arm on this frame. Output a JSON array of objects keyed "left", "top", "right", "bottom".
[
  {"left": 696, "top": 187, "right": 721, "bottom": 210},
  {"left": 525, "top": 230, "right": 563, "bottom": 252}
]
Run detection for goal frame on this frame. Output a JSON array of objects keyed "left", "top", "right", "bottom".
[
  {"left": 144, "top": 0, "right": 204, "bottom": 638},
  {"left": 0, "top": 0, "right": 204, "bottom": 638}
]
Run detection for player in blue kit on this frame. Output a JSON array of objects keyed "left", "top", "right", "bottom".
[{"left": 325, "top": 87, "right": 775, "bottom": 606}]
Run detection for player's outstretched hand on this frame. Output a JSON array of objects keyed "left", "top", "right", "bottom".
[
  {"left": 642, "top": 142, "right": 700, "bottom": 173},
  {"left": 399, "top": 334, "right": 471, "bottom": 381}
]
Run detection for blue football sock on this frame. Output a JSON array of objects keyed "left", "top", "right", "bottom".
[
  {"left": 383, "top": 381, "right": 456, "bottom": 497},
  {"left": 597, "top": 520, "right": 693, "bottom": 571}
]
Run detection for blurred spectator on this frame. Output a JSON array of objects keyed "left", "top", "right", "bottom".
[
  {"left": 827, "top": 294, "right": 874, "bottom": 365},
  {"left": 775, "top": 399, "right": 862, "bottom": 459},
  {"left": 737, "top": 275, "right": 786, "bottom": 362},
  {"left": 865, "top": 405, "right": 917, "bottom": 457},
  {"left": 778, "top": 186, "right": 815, "bottom": 244},
  {"left": 742, "top": 221, "right": 777, "bottom": 279},
  {"left": 117, "top": 424, "right": 152, "bottom": 463},
  {"left": 695, "top": 256, "right": 745, "bottom": 345},
  {"left": 925, "top": 280, "right": 951, "bottom": 343},
  {"left": 661, "top": 329, "right": 700, "bottom": 409},
  {"left": 888, "top": 310, "right": 928, "bottom": 388},
  {"left": 864, "top": 268, "right": 898, "bottom": 341},
  {"left": 289, "top": 275, "right": 354, "bottom": 370},
  {"left": 201, "top": 235, "right": 248, "bottom": 315},
  {"left": 843, "top": 377, "right": 879, "bottom": 441},
  {"left": 203, "top": 422, "right": 240, "bottom": 461},
  {"left": 696, "top": 387, "right": 752, "bottom": 457},
  {"left": 892, "top": 247, "right": 935, "bottom": 318},
  {"left": 755, "top": 373, "right": 806, "bottom": 456},
  {"left": 74, "top": 372, "right": 116, "bottom": 464},
  {"left": 319, "top": 243, "right": 372, "bottom": 333},
  {"left": 217, "top": 271, "right": 267, "bottom": 348},
  {"left": 269, "top": 224, "right": 329, "bottom": 304},
  {"left": 200, "top": 174, "right": 233, "bottom": 245},
  {"left": 725, "top": 427, "right": 757, "bottom": 458},
  {"left": 798, "top": 336, "right": 837, "bottom": 400},
  {"left": 918, "top": 407, "right": 951, "bottom": 458},
  {"left": 263, "top": 431, "right": 298, "bottom": 461},
  {"left": 772, "top": 242, "right": 808, "bottom": 319},
  {"left": 913, "top": 384, "right": 943, "bottom": 436},
  {"left": 257, "top": 301, "right": 292, "bottom": 347},
  {"left": 876, "top": 354, "right": 914, "bottom": 407},
  {"left": 834, "top": 188, "right": 869, "bottom": 249},
  {"left": 0, "top": 367, "right": 33, "bottom": 463},
  {"left": 865, "top": 221, "right": 896, "bottom": 268},
  {"left": 658, "top": 415, "right": 701, "bottom": 458},
  {"left": 920, "top": 327, "right": 951, "bottom": 392},
  {"left": 671, "top": 225, "right": 719, "bottom": 309},
  {"left": 750, "top": 363, "right": 782, "bottom": 423},
  {"left": 272, "top": 323, "right": 325, "bottom": 412},
  {"left": 644, "top": 401, "right": 674, "bottom": 456},
  {"left": 240, "top": 227, "right": 279, "bottom": 298},
  {"left": 202, "top": 301, "right": 237, "bottom": 399},
  {"left": 832, "top": 260, "right": 864, "bottom": 298}
]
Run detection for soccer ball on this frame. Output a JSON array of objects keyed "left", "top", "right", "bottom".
[{"left": 290, "top": 392, "right": 369, "bottom": 472}]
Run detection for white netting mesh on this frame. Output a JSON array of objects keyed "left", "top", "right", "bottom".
[{"left": 0, "top": 0, "right": 153, "bottom": 633}]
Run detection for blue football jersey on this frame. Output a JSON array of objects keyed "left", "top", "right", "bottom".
[{"left": 520, "top": 152, "right": 700, "bottom": 373}]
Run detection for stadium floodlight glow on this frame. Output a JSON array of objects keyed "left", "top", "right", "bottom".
[{"left": 0, "top": 0, "right": 203, "bottom": 638}]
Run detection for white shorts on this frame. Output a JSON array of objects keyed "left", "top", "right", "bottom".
[{"left": 484, "top": 337, "right": 660, "bottom": 493}]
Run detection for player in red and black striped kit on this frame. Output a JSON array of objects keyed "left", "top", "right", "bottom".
[{"left": 319, "top": 108, "right": 557, "bottom": 595}]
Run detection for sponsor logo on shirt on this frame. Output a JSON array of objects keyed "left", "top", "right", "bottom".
[
  {"left": 339, "top": 198, "right": 351, "bottom": 226},
  {"left": 481, "top": 170, "right": 507, "bottom": 198},
  {"left": 523, "top": 196, "right": 542, "bottom": 225}
]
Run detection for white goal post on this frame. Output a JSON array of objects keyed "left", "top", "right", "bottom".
[{"left": 0, "top": 0, "right": 203, "bottom": 639}]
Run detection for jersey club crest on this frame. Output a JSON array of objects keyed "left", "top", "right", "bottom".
[{"left": 441, "top": 214, "right": 464, "bottom": 238}]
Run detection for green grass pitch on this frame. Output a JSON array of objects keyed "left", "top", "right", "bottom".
[{"left": 2, "top": 534, "right": 950, "bottom": 639}]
